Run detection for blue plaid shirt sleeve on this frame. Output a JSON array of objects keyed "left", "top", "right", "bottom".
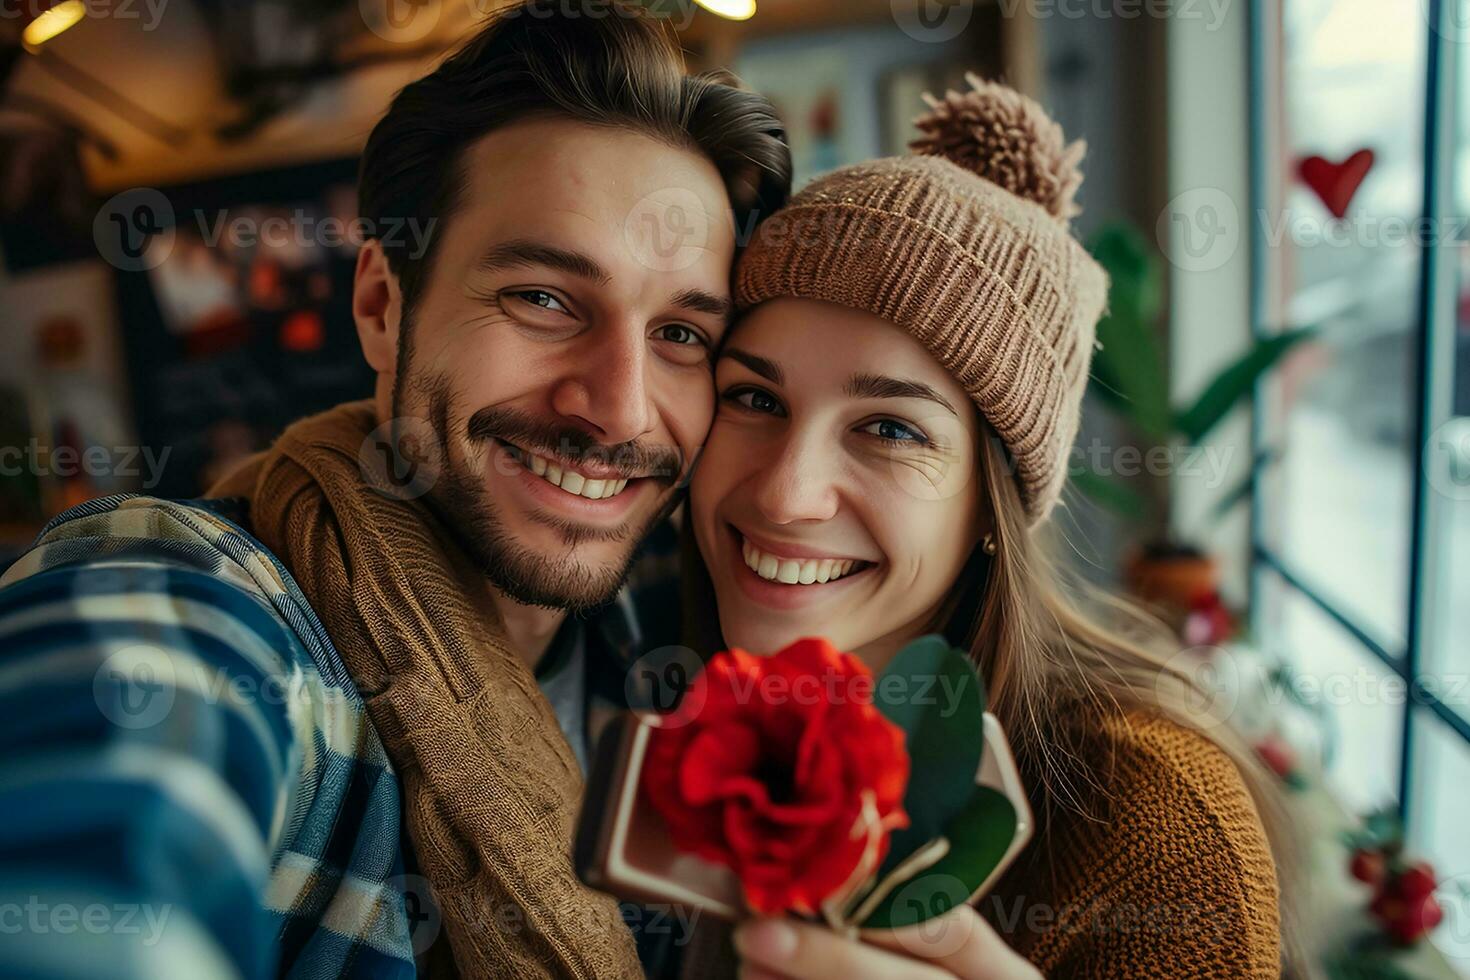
[{"left": 0, "top": 495, "right": 418, "bottom": 979}]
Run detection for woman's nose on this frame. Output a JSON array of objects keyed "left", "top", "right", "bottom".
[{"left": 750, "top": 432, "right": 840, "bottom": 525}]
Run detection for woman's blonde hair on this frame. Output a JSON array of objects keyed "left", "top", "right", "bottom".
[{"left": 949, "top": 426, "right": 1317, "bottom": 977}]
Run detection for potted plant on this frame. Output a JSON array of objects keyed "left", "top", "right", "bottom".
[{"left": 1076, "top": 221, "right": 1315, "bottom": 632}]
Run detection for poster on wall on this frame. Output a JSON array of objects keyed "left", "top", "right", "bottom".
[
  {"left": 735, "top": 48, "right": 855, "bottom": 191},
  {"left": 113, "top": 159, "right": 376, "bottom": 499}
]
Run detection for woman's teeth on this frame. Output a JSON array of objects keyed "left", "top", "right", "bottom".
[
  {"left": 742, "top": 539, "right": 864, "bottom": 585},
  {"left": 520, "top": 450, "right": 629, "bottom": 500}
]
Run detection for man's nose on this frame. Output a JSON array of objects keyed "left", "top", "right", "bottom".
[{"left": 549, "top": 322, "right": 656, "bottom": 446}]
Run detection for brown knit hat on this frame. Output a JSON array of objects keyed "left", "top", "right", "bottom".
[{"left": 734, "top": 73, "right": 1107, "bottom": 525}]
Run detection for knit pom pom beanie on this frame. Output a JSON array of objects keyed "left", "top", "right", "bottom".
[{"left": 734, "top": 73, "right": 1107, "bottom": 525}]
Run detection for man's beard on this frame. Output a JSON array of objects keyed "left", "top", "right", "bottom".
[{"left": 391, "top": 354, "right": 685, "bottom": 614}]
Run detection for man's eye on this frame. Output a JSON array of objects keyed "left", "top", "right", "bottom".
[
  {"left": 723, "top": 386, "right": 785, "bottom": 416},
  {"left": 861, "top": 418, "right": 929, "bottom": 445},
  {"left": 508, "top": 290, "right": 570, "bottom": 314},
  {"left": 656, "top": 323, "right": 705, "bottom": 347}
]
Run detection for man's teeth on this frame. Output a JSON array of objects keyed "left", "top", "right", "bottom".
[
  {"left": 523, "top": 451, "right": 629, "bottom": 500},
  {"left": 742, "top": 539, "right": 863, "bottom": 585}
]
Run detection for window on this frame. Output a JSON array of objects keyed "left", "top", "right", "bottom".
[{"left": 1250, "top": 0, "right": 1469, "bottom": 893}]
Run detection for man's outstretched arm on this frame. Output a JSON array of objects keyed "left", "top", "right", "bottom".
[
  {"left": 0, "top": 496, "right": 415, "bottom": 980},
  {"left": 0, "top": 549, "right": 287, "bottom": 977}
]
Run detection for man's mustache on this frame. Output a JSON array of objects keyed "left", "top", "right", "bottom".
[{"left": 465, "top": 407, "right": 687, "bottom": 484}]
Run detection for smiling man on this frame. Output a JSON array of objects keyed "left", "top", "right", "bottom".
[
  {"left": 0, "top": 3, "right": 787, "bottom": 978},
  {"left": 354, "top": 114, "right": 741, "bottom": 657}
]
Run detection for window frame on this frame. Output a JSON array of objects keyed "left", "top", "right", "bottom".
[{"left": 1247, "top": 0, "right": 1470, "bottom": 836}]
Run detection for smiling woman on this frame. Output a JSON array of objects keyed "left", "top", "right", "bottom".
[
  {"left": 693, "top": 298, "right": 984, "bottom": 658},
  {"left": 680, "top": 75, "right": 1302, "bottom": 980}
]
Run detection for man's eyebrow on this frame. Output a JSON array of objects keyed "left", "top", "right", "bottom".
[
  {"left": 720, "top": 348, "right": 783, "bottom": 384},
  {"left": 671, "top": 288, "right": 733, "bottom": 321},
  {"left": 845, "top": 372, "right": 959, "bottom": 416},
  {"left": 477, "top": 239, "right": 609, "bottom": 283}
]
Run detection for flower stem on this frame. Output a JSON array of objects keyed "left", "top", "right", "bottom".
[{"left": 845, "top": 835, "right": 952, "bottom": 928}]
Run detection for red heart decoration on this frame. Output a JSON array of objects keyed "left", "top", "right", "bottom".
[{"left": 1298, "top": 149, "right": 1375, "bottom": 220}]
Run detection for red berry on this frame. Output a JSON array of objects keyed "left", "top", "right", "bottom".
[
  {"left": 1255, "top": 738, "right": 1295, "bottom": 780},
  {"left": 1398, "top": 863, "right": 1437, "bottom": 901},
  {"left": 1350, "top": 849, "right": 1386, "bottom": 885},
  {"left": 1421, "top": 895, "right": 1445, "bottom": 931},
  {"left": 1371, "top": 891, "right": 1444, "bottom": 945}
]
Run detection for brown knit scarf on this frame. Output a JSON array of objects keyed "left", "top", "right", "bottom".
[{"left": 208, "top": 399, "right": 644, "bottom": 980}]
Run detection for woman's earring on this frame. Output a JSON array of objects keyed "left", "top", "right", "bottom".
[{"left": 982, "top": 533, "right": 998, "bottom": 556}]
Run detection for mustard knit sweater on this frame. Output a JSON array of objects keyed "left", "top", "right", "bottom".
[{"left": 983, "top": 711, "right": 1283, "bottom": 978}]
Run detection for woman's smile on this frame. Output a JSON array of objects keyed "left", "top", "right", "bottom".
[
  {"left": 723, "top": 523, "right": 880, "bottom": 612},
  {"left": 735, "top": 525, "right": 877, "bottom": 585}
]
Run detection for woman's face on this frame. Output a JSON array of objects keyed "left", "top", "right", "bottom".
[{"left": 691, "top": 297, "right": 987, "bottom": 666}]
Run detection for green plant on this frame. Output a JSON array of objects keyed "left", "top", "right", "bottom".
[{"left": 1076, "top": 221, "right": 1315, "bottom": 540}]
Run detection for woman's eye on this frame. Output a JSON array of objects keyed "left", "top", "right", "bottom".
[
  {"left": 862, "top": 418, "right": 928, "bottom": 445},
  {"left": 656, "top": 323, "right": 704, "bottom": 347},
  {"left": 724, "top": 386, "right": 785, "bottom": 416},
  {"left": 508, "top": 290, "right": 570, "bottom": 314}
]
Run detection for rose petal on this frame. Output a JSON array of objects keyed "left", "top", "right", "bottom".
[{"left": 679, "top": 724, "right": 761, "bottom": 806}]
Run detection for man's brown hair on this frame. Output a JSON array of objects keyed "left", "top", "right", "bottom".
[{"left": 358, "top": 0, "right": 792, "bottom": 317}]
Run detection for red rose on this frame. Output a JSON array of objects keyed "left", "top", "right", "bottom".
[{"left": 642, "top": 637, "right": 910, "bottom": 916}]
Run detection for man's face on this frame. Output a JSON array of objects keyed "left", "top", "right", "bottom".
[{"left": 380, "top": 118, "right": 736, "bottom": 611}]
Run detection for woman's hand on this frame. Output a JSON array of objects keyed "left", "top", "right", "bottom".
[{"left": 731, "top": 904, "right": 1043, "bottom": 980}]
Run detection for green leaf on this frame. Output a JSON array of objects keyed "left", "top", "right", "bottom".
[
  {"left": 871, "top": 636, "right": 985, "bottom": 879},
  {"left": 859, "top": 785, "right": 1018, "bottom": 929},
  {"left": 1087, "top": 222, "right": 1163, "bottom": 324},
  {"left": 1086, "top": 224, "right": 1171, "bottom": 439},
  {"left": 1205, "top": 447, "right": 1280, "bottom": 525},
  {"left": 1068, "top": 467, "right": 1147, "bottom": 520},
  {"left": 1174, "top": 328, "right": 1316, "bottom": 443}
]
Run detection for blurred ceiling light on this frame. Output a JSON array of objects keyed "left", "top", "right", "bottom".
[
  {"left": 22, "top": 0, "right": 87, "bottom": 51},
  {"left": 692, "top": 0, "right": 757, "bottom": 20}
]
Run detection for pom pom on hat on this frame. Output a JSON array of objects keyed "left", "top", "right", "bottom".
[{"left": 910, "top": 72, "right": 1087, "bottom": 222}]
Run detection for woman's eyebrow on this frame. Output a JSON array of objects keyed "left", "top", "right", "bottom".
[
  {"left": 720, "top": 348, "right": 783, "bottom": 384},
  {"left": 845, "top": 372, "right": 958, "bottom": 417}
]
